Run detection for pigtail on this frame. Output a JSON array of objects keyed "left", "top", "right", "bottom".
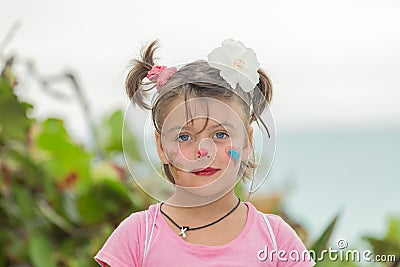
[
  {"left": 125, "top": 40, "right": 159, "bottom": 109},
  {"left": 251, "top": 68, "right": 273, "bottom": 122}
]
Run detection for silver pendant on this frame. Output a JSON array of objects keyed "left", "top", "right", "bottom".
[{"left": 179, "top": 226, "right": 189, "bottom": 238}]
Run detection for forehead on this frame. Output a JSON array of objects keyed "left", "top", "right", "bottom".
[{"left": 162, "top": 97, "right": 246, "bottom": 131}]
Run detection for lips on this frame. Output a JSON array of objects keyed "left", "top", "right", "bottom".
[{"left": 191, "top": 167, "right": 220, "bottom": 176}]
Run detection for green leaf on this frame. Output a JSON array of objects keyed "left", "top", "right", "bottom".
[
  {"left": 61, "top": 192, "right": 81, "bottom": 224},
  {"left": 105, "top": 110, "right": 124, "bottom": 152},
  {"left": 0, "top": 77, "right": 33, "bottom": 142},
  {"left": 385, "top": 217, "right": 400, "bottom": 242},
  {"left": 234, "top": 181, "right": 245, "bottom": 200},
  {"left": 28, "top": 233, "right": 56, "bottom": 267},
  {"left": 0, "top": 229, "right": 9, "bottom": 266},
  {"left": 310, "top": 213, "right": 340, "bottom": 258},
  {"left": 36, "top": 118, "right": 91, "bottom": 191},
  {"left": 12, "top": 186, "right": 35, "bottom": 220},
  {"left": 363, "top": 237, "right": 400, "bottom": 258},
  {"left": 37, "top": 198, "right": 73, "bottom": 234},
  {"left": 77, "top": 179, "right": 134, "bottom": 225},
  {"left": 99, "top": 110, "right": 141, "bottom": 160},
  {"left": 363, "top": 216, "right": 400, "bottom": 257},
  {"left": 76, "top": 189, "right": 105, "bottom": 225},
  {"left": 6, "top": 148, "right": 48, "bottom": 188}
]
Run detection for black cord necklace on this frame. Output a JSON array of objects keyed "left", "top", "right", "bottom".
[{"left": 160, "top": 197, "right": 241, "bottom": 238}]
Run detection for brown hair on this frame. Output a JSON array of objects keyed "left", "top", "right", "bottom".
[{"left": 126, "top": 40, "right": 273, "bottom": 184}]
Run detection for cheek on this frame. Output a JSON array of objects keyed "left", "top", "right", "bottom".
[
  {"left": 224, "top": 146, "right": 241, "bottom": 166},
  {"left": 165, "top": 144, "right": 191, "bottom": 163},
  {"left": 178, "top": 144, "right": 193, "bottom": 159},
  {"left": 165, "top": 149, "right": 177, "bottom": 161},
  {"left": 215, "top": 143, "right": 241, "bottom": 167}
]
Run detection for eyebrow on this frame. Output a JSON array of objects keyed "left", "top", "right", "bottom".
[{"left": 164, "top": 121, "right": 235, "bottom": 134}]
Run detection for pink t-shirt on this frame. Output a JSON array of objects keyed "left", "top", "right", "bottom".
[{"left": 95, "top": 201, "right": 316, "bottom": 266}]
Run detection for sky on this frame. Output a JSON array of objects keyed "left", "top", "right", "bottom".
[{"left": 1, "top": 0, "right": 399, "bottom": 249}]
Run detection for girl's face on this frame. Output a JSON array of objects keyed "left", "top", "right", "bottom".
[{"left": 155, "top": 97, "right": 253, "bottom": 197}]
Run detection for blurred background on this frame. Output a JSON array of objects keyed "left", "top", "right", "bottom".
[{"left": 1, "top": 0, "right": 399, "bottom": 266}]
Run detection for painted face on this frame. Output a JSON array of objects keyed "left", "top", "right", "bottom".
[{"left": 157, "top": 97, "right": 252, "bottom": 197}]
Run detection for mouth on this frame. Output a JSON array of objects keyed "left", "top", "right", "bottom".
[{"left": 191, "top": 167, "right": 220, "bottom": 176}]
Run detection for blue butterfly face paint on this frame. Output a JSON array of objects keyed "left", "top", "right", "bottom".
[{"left": 225, "top": 146, "right": 241, "bottom": 166}]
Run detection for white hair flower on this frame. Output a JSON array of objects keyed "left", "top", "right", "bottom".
[{"left": 207, "top": 39, "right": 260, "bottom": 92}]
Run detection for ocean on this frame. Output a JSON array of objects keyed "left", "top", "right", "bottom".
[{"left": 259, "top": 125, "right": 400, "bottom": 248}]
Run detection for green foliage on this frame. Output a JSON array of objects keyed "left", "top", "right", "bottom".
[
  {"left": 0, "top": 72, "right": 152, "bottom": 266},
  {"left": 28, "top": 233, "right": 56, "bottom": 267},
  {"left": 0, "top": 76, "right": 33, "bottom": 142},
  {"left": 98, "top": 110, "right": 141, "bottom": 161},
  {"left": 363, "top": 216, "right": 400, "bottom": 266},
  {"left": 310, "top": 214, "right": 340, "bottom": 260}
]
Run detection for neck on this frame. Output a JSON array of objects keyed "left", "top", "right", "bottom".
[{"left": 163, "top": 189, "right": 240, "bottom": 218}]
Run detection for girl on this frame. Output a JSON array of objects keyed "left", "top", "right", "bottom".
[{"left": 95, "top": 39, "right": 315, "bottom": 266}]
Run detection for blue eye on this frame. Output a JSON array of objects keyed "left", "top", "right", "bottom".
[
  {"left": 177, "top": 134, "right": 191, "bottom": 142},
  {"left": 214, "top": 132, "right": 228, "bottom": 139}
]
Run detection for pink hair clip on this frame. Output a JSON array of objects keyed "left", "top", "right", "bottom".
[{"left": 146, "top": 65, "right": 177, "bottom": 92}]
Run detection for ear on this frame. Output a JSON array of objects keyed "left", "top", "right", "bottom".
[
  {"left": 155, "top": 130, "right": 169, "bottom": 165},
  {"left": 241, "top": 126, "right": 253, "bottom": 161}
]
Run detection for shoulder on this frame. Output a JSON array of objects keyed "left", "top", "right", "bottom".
[
  {"left": 94, "top": 203, "right": 159, "bottom": 267},
  {"left": 245, "top": 201, "right": 286, "bottom": 230},
  {"left": 259, "top": 213, "right": 290, "bottom": 237},
  {"left": 247, "top": 203, "right": 305, "bottom": 248},
  {"left": 246, "top": 202, "right": 294, "bottom": 236},
  {"left": 109, "top": 203, "right": 160, "bottom": 237},
  {"left": 105, "top": 208, "right": 148, "bottom": 240},
  {"left": 118, "top": 210, "right": 145, "bottom": 228},
  {"left": 255, "top": 210, "right": 301, "bottom": 246},
  {"left": 250, "top": 204, "right": 316, "bottom": 266}
]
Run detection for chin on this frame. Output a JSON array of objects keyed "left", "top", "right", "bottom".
[{"left": 185, "top": 176, "right": 237, "bottom": 197}]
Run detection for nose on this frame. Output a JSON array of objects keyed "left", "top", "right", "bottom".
[
  {"left": 196, "top": 138, "right": 215, "bottom": 159},
  {"left": 197, "top": 147, "right": 208, "bottom": 158}
]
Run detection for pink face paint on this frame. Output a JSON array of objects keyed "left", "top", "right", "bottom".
[
  {"left": 197, "top": 148, "right": 208, "bottom": 158},
  {"left": 225, "top": 146, "right": 241, "bottom": 166}
]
